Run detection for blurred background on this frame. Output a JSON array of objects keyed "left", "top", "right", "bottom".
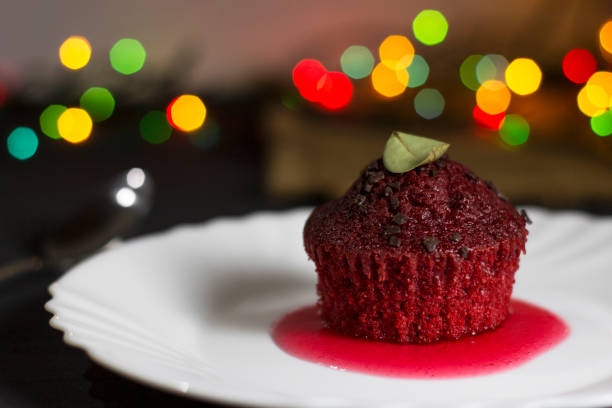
[{"left": 1, "top": 1, "right": 612, "bottom": 405}]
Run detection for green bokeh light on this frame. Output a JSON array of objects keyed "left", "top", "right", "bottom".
[
  {"left": 140, "top": 111, "right": 171, "bottom": 144},
  {"left": 414, "top": 88, "right": 445, "bottom": 119},
  {"left": 476, "top": 54, "right": 508, "bottom": 84},
  {"left": 110, "top": 38, "right": 146, "bottom": 75},
  {"left": 499, "top": 114, "right": 529, "bottom": 146},
  {"left": 340, "top": 45, "right": 375, "bottom": 79},
  {"left": 412, "top": 9, "right": 448, "bottom": 46},
  {"left": 406, "top": 55, "right": 429, "bottom": 88},
  {"left": 40, "top": 104, "right": 67, "bottom": 139},
  {"left": 80, "top": 87, "right": 115, "bottom": 122},
  {"left": 459, "top": 54, "right": 483, "bottom": 91},
  {"left": 591, "top": 110, "right": 612, "bottom": 137},
  {"left": 188, "top": 117, "right": 220, "bottom": 149},
  {"left": 7, "top": 127, "right": 38, "bottom": 160}
]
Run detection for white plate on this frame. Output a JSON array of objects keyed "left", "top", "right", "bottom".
[{"left": 45, "top": 208, "right": 612, "bottom": 408}]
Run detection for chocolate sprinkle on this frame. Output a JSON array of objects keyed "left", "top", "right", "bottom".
[
  {"left": 388, "top": 181, "right": 401, "bottom": 190},
  {"left": 429, "top": 168, "right": 439, "bottom": 177},
  {"left": 363, "top": 183, "right": 373, "bottom": 193},
  {"left": 384, "top": 186, "right": 393, "bottom": 197},
  {"left": 465, "top": 172, "right": 477, "bottom": 181},
  {"left": 389, "top": 196, "right": 399, "bottom": 210},
  {"left": 388, "top": 236, "right": 401, "bottom": 247},
  {"left": 367, "top": 160, "right": 379, "bottom": 170},
  {"left": 354, "top": 194, "right": 366, "bottom": 206},
  {"left": 485, "top": 180, "right": 498, "bottom": 193},
  {"left": 367, "top": 170, "right": 385, "bottom": 184},
  {"left": 449, "top": 232, "right": 462, "bottom": 242},
  {"left": 383, "top": 225, "right": 401, "bottom": 236},
  {"left": 520, "top": 209, "right": 532, "bottom": 224},
  {"left": 435, "top": 159, "right": 447, "bottom": 169},
  {"left": 459, "top": 246, "right": 469, "bottom": 259},
  {"left": 422, "top": 236, "right": 438, "bottom": 253},
  {"left": 392, "top": 213, "right": 408, "bottom": 225}
]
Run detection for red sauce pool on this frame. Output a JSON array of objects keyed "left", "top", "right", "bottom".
[{"left": 272, "top": 300, "right": 569, "bottom": 378}]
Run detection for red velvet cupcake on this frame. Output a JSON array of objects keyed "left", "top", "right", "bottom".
[{"left": 303, "top": 133, "right": 529, "bottom": 343}]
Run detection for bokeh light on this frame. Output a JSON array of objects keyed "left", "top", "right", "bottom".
[
  {"left": 414, "top": 88, "right": 445, "bottom": 119},
  {"left": 600, "top": 21, "right": 612, "bottom": 55},
  {"left": 57, "top": 108, "right": 93, "bottom": 144},
  {"left": 39, "top": 104, "right": 67, "bottom": 139},
  {"left": 412, "top": 9, "right": 448, "bottom": 46},
  {"left": 140, "top": 111, "right": 172, "bottom": 144},
  {"left": 562, "top": 49, "right": 597, "bottom": 84},
  {"left": 505, "top": 58, "right": 542, "bottom": 95},
  {"left": 591, "top": 109, "right": 612, "bottom": 136},
  {"left": 379, "top": 35, "right": 414, "bottom": 70},
  {"left": 7, "top": 127, "right": 38, "bottom": 160},
  {"left": 499, "top": 114, "right": 529, "bottom": 146},
  {"left": 406, "top": 55, "right": 429, "bottom": 88},
  {"left": 476, "top": 54, "right": 508, "bottom": 84},
  {"left": 340, "top": 46, "right": 374, "bottom": 79},
  {"left": 80, "top": 87, "right": 115, "bottom": 122},
  {"left": 476, "top": 80, "right": 511, "bottom": 115},
  {"left": 317, "top": 72, "right": 353, "bottom": 110},
  {"left": 577, "top": 85, "right": 607, "bottom": 117},
  {"left": 188, "top": 116, "right": 221, "bottom": 149},
  {"left": 59, "top": 36, "right": 91, "bottom": 70},
  {"left": 371, "top": 62, "right": 408, "bottom": 97},
  {"left": 459, "top": 54, "right": 483, "bottom": 91},
  {"left": 473, "top": 105, "right": 505, "bottom": 130},
  {"left": 292, "top": 59, "right": 326, "bottom": 102},
  {"left": 109, "top": 38, "right": 146, "bottom": 75},
  {"left": 586, "top": 71, "right": 612, "bottom": 108},
  {"left": 167, "top": 94, "right": 206, "bottom": 132}
]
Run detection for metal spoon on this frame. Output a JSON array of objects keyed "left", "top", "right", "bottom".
[{"left": 0, "top": 167, "right": 154, "bottom": 280}]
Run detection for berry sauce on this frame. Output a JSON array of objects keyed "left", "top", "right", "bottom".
[{"left": 272, "top": 300, "right": 568, "bottom": 378}]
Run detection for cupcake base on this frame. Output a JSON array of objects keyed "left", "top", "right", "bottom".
[{"left": 308, "top": 238, "right": 524, "bottom": 343}]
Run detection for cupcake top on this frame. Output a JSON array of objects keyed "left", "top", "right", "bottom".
[{"left": 304, "top": 156, "right": 529, "bottom": 257}]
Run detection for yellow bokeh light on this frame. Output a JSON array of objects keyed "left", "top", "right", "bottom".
[
  {"left": 371, "top": 62, "right": 408, "bottom": 98},
  {"left": 600, "top": 21, "right": 612, "bottom": 55},
  {"left": 586, "top": 71, "right": 612, "bottom": 108},
  {"left": 476, "top": 80, "right": 511, "bottom": 115},
  {"left": 379, "top": 35, "right": 414, "bottom": 70},
  {"left": 57, "top": 108, "right": 93, "bottom": 143},
  {"left": 577, "top": 85, "right": 607, "bottom": 117},
  {"left": 59, "top": 36, "right": 92, "bottom": 70},
  {"left": 505, "top": 58, "right": 542, "bottom": 95},
  {"left": 170, "top": 95, "right": 207, "bottom": 132}
]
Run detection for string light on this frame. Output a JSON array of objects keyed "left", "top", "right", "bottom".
[
  {"left": 476, "top": 80, "right": 511, "bottom": 115},
  {"left": 7, "top": 127, "right": 38, "bottom": 160},
  {"left": 412, "top": 10, "right": 448, "bottom": 46},
  {"left": 562, "top": 49, "right": 597, "bottom": 84},
  {"left": 79, "top": 87, "right": 115, "bottom": 122},
  {"left": 499, "top": 114, "right": 529, "bottom": 146},
  {"left": 371, "top": 62, "right": 408, "bottom": 97},
  {"left": 379, "top": 35, "right": 414, "bottom": 70},
  {"left": 140, "top": 111, "right": 172, "bottom": 144},
  {"left": 110, "top": 38, "right": 146, "bottom": 75},
  {"left": 59, "top": 36, "right": 91, "bottom": 70},
  {"left": 340, "top": 46, "right": 374, "bottom": 79},
  {"left": 414, "top": 88, "right": 445, "bottom": 119},
  {"left": 406, "top": 55, "right": 429, "bottom": 88},
  {"left": 505, "top": 58, "right": 542, "bottom": 95},
  {"left": 39, "top": 104, "right": 67, "bottom": 139},
  {"left": 57, "top": 108, "right": 93, "bottom": 143},
  {"left": 292, "top": 59, "right": 327, "bottom": 102},
  {"left": 167, "top": 95, "right": 206, "bottom": 132}
]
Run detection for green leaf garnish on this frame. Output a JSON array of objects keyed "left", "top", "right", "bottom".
[{"left": 382, "top": 131, "right": 449, "bottom": 173}]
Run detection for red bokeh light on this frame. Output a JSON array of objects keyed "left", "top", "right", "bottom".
[
  {"left": 473, "top": 105, "right": 505, "bottom": 130},
  {"left": 318, "top": 72, "right": 353, "bottom": 110},
  {"left": 292, "top": 59, "right": 327, "bottom": 102},
  {"left": 562, "top": 49, "right": 597, "bottom": 84},
  {"left": 166, "top": 97, "right": 178, "bottom": 129}
]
